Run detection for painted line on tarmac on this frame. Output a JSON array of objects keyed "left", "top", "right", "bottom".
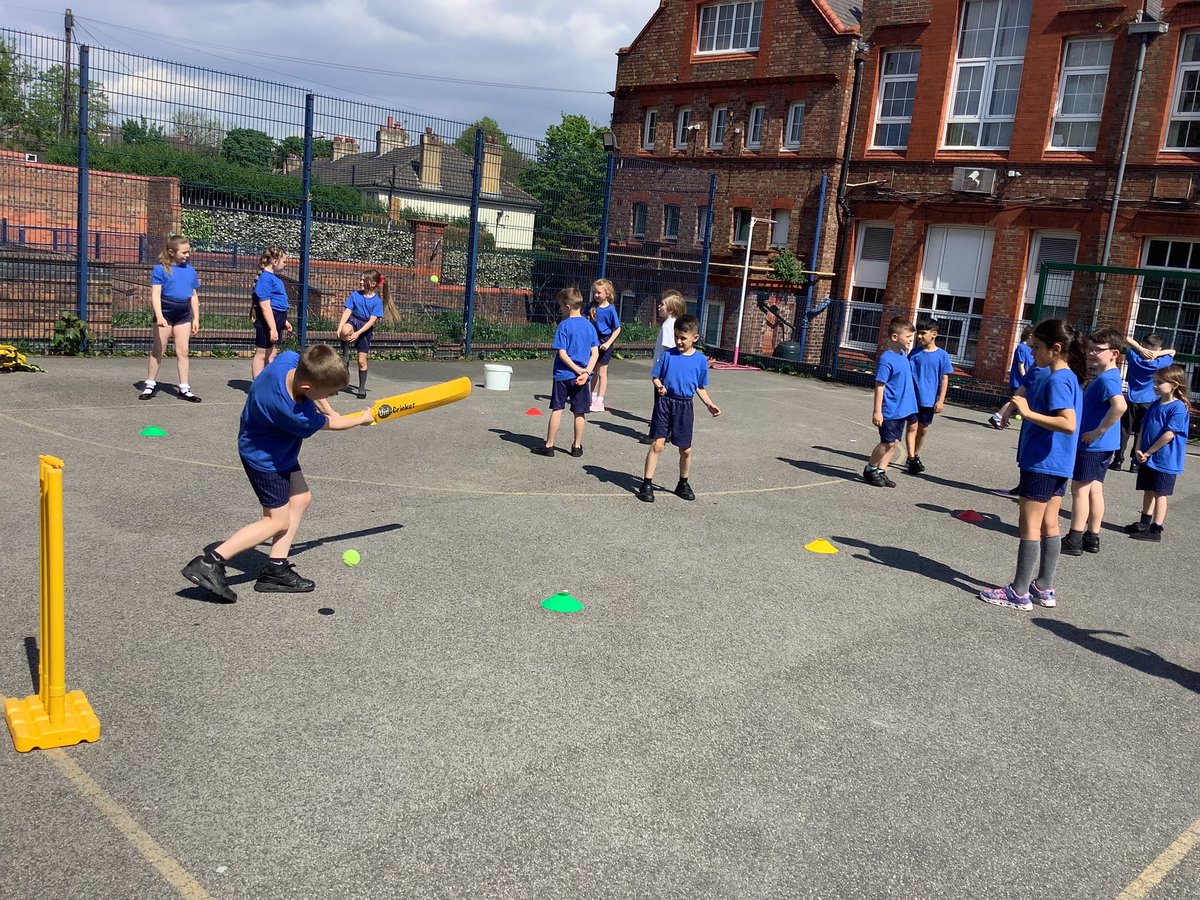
[
  {"left": 1116, "top": 815, "right": 1200, "bottom": 899},
  {"left": 1, "top": 411, "right": 848, "bottom": 498},
  {"left": 46, "top": 749, "right": 210, "bottom": 899}
]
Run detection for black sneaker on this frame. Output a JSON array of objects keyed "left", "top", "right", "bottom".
[
  {"left": 531, "top": 445, "right": 554, "bottom": 457},
  {"left": 862, "top": 466, "right": 881, "bottom": 486},
  {"left": 254, "top": 561, "right": 315, "bottom": 593},
  {"left": 675, "top": 480, "right": 695, "bottom": 501},
  {"left": 877, "top": 469, "right": 897, "bottom": 488},
  {"left": 1061, "top": 531, "right": 1084, "bottom": 557},
  {"left": 1129, "top": 460, "right": 1140, "bottom": 472},
  {"left": 1109, "top": 457, "right": 1124, "bottom": 471},
  {"left": 905, "top": 456, "right": 926, "bottom": 475},
  {"left": 569, "top": 445, "right": 583, "bottom": 458},
  {"left": 636, "top": 482, "right": 655, "bottom": 503},
  {"left": 182, "top": 555, "right": 236, "bottom": 602},
  {"left": 1129, "top": 527, "right": 1162, "bottom": 543},
  {"left": 1124, "top": 520, "right": 1150, "bottom": 534},
  {"left": 1082, "top": 532, "right": 1100, "bottom": 554}
]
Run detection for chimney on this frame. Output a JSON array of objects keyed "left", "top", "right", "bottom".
[
  {"left": 332, "top": 136, "right": 359, "bottom": 160},
  {"left": 419, "top": 128, "right": 443, "bottom": 190},
  {"left": 481, "top": 135, "right": 502, "bottom": 195},
  {"left": 376, "top": 115, "right": 410, "bottom": 155}
]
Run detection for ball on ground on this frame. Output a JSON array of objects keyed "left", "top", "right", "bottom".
[
  {"left": 430, "top": 275, "right": 439, "bottom": 284},
  {"left": 342, "top": 549, "right": 361, "bottom": 567}
]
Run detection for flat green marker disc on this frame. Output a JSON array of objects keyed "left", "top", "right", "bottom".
[
  {"left": 140, "top": 426, "right": 168, "bottom": 437},
  {"left": 541, "top": 592, "right": 584, "bottom": 614}
]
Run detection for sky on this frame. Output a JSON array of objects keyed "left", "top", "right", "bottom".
[{"left": 1, "top": 1, "right": 656, "bottom": 144}]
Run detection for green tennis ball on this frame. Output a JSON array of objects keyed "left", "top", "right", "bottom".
[
  {"left": 430, "top": 274, "right": 439, "bottom": 283},
  {"left": 342, "top": 549, "right": 361, "bottom": 567}
]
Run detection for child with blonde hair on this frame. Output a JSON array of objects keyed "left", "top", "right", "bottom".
[
  {"left": 1126, "top": 364, "right": 1191, "bottom": 542},
  {"left": 141, "top": 233, "right": 202, "bottom": 402}
]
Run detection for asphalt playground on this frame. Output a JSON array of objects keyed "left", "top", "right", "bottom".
[{"left": 0, "top": 354, "right": 1197, "bottom": 899}]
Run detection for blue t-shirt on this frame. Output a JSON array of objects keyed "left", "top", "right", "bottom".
[
  {"left": 1126, "top": 350, "right": 1174, "bottom": 404},
  {"left": 908, "top": 347, "right": 954, "bottom": 408},
  {"left": 254, "top": 271, "right": 289, "bottom": 312},
  {"left": 344, "top": 291, "right": 384, "bottom": 322},
  {"left": 151, "top": 262, "right": 200, "bottom": 303},
  {"left": 238, "top": 351, "right": 327, "bottom": 473},
  {"left": 652, "top": 348, "right": 710, "bottom": 398},
  {"left": 1079, "top": 367, "right": 1124, "bottom": 453},
  {"left": 551, "top": 316, "right": 599, "bottom": 381},
  {"left": 1139, "top": 398, "right": 1190, "bottom": 475},
  {"left": 1017, "top": 366, "right": 1083, "bottom": 478},
  {"left": 593, "top": 304, "right": 621, "bottom": 340},
  {"left": 1009, "top": 343, "right": 1034, "bottom": 391},
  {"left": 875, "top": 349, "right": 918, "bottom": 420}
]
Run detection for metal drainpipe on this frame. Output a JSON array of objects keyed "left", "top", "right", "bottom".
[{"left": 830, "top": 42, "right": 868, "bottom": 311}]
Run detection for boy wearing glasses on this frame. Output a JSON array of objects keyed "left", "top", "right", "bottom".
[{"left": 1062, "top": 328, "right": 1128, "bottom": 556}]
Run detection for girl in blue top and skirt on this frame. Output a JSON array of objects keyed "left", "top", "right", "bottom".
[
  {"left": 1126, "top": 364, "right": 1191, "bottom": 542},
  {"left": 980, "top": 320, "right": 1085, "bottom": 611},
  {"left": 141, "top": 233, "right": 202, "bottom": 402},
  {"left": 337, "top": 269, "right": 400, "bottom": 399}
]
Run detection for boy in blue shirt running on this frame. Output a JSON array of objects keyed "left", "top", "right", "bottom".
[
  {"left": 637, "top": 315, "right": 720, "bottom": 502},
  {"left": 904, "top": 318, "right": 954, "bottom": 475},
  {"left": 865, "top": 317, "right": 917, "bottom": 488},
  {"left": 533, "top": 287, "right": 599, "bottom": 458},
  {"left": 182, "top": 344, "right": 373, "bottom": 602}
]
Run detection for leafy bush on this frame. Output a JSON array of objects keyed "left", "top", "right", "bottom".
[{"left": 50, "top": 312, "right": 89, "bottom": 354}]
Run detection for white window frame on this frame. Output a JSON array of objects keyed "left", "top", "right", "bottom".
[
  {"left": 674, "top": 108, "right": 692, "bottom": 150},
  {"left": 632, "top": 202, "right": 647, "bottom": 240},
  {"left": 1023, "top": 231, "right": 1078, "bottom": 322},
  {"left": 944, "top": 0, "right": 1032, "bottom": 150},
  {"left": 663, "top": 204, "right": 681, "bottom": 241},
  {"left": 1135, "top": 238, "right": 1200, "bottom": 385},
  {"left": 710, "top": 106, "right": 729, "bottom": 149},
  {"left": 770, "top": 209, "right": 790, "bottom": 247},
  {"left": 1166, "top": 33, "right": 1200, "bottom": 150},
  {"left": 732, "top": 207, "right": 752, "bottom": 245},
  {"left": 642, "top": 109, "right": 657, "bottom": 150},
  {"left": 1049, "top": 38, "right": 1112, "bottom": 151},
  {"left": 783, "top": 103, "right": 805, "bottom": 150},
  {"left": 918, "top": 226, "right": 995, "bottom": 365},
  {"left": 696, "top": 205, "right": 710, "bottom": 244},
  {"left": 696, "top": 1, "right": 763, "bottom": 55},
  {"left": 873, "top": 49, "right": 920, "bottom": 149},
  {"left": 843, "top": 223, "right": 895, "bottom": 351},
  {"left": 746, "top": 103, "right": 765, "bottom": 149}
]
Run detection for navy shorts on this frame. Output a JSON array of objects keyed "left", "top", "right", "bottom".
[
  {"left": 915, "top": 406, "right": 936, "bottom": 426},
  {"left": 878, "top": 415, "right": 917, "bottom": 444},
  {"left": 1072, "top": 449, "right": 1113, "bottom": 484},
  {"left": 1018, "top": 469, "right": 1069, "bottom": 502},
  {"left": 160, "top": 299, "right": 193, "bottom": 327},
  {"left": 650, "top": 394, "right": 695, "bottom": 449},
  {"left": 550, "top": 378, "right": 591, "bottom": 414},
  {"left": 596, "top": 340, "right": 614, "bottom": 366},
  {"left": 1136, "top": 464, "right": 1177, "bottom": 496},
  {"left": 344, "top": 314, "right": 372, "bottom": 353},
  {"left": 241, "top": 458, "right": 297, "bottom": 509},
  {"left": 254, "top": 308, "right": 289, "bottom": 349}
]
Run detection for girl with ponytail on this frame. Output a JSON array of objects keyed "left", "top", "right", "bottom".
[{"left": 336, "top": 269, "right": 399, "bottom": 399}]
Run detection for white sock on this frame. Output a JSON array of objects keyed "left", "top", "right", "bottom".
[
  {"left": 179, "top": 383, "right": 190, "bottom": 393},
  {"left": 143, "top": 380, "right": 156, "bottom": 389}
]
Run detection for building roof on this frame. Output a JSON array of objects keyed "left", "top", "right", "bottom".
[
  {"left": 311, "top": 144, "right": 540, "bottom": 209},
  {"left": 813, "top": 0, "right": 862, "bottom": 34}
]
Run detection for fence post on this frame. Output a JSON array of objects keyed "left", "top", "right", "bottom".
[
  {"left": 463, "top": 128, "right": 484, "bottom": 355},
  {"left": 696, "top": 174, "right": 717, "bottom": 338},
  {"left": 75, "top": 45, "right": 89, "bottom": 341},
  {"left": 297, "top": 93, "right": 315, "bottom": 350},
  {"left": 596, "top": 154, "right": 615, "bottom": 280}
]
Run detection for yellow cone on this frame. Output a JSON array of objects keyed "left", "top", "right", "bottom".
[{"left": 804, "top": 539, "right": 838, "bottom": 555}]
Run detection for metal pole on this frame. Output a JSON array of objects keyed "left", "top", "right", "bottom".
[
  {"left": 75, "top": 45, "right": 89, "bottom": 338},
  {"left": 61, "top": 9, "right": 74, "bottom": 140},
  {"left": 297, "top": 93, "right": 315, "bottom": 349},
  {"left": 733, "top": 218, "right": 765, "bottom": 366},
  {"left": 596, "top": 153, "right": 615, "bottom": 280},
  {"left": 463, "top": 128, "right": 485, "bottom": 355},
  {"left": 696, "top": 173, "right": 717, "bottom": 338},
  {"left": 800, "top": 173, "right": 829, "bottom": 358},
  {"left": 829, "top": 44, "right": 867, "bottom": 309}
]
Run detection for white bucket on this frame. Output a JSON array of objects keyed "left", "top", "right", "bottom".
[{"left": 483, "top": 363, "right": 514, "bottom": 391}]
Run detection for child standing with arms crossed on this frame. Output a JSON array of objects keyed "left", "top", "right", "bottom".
[
  {"left": 637, "top": 314, "right": 720, "bottom": 503},
  {"left": 980, "top": 320, "right": 1085, "bottom": 610},
  {"left": 337, "top": 269, "right": 400, "bottom": 399},
  {"left": 1062, "top": 329, "right": 1127, "bottom": 556},
  {"left": 642, "top": 289, "right": 687, "bottom": 443},
  {"left": 251, "top": 247, "right": 291, "bottom": 380},
  {"left": 589, "top": 278, "right": 622, "bottom": 413},
  {"left": 864, "top": 317, "right": 917, "bottom": 488},
  {"left": 904, "top": 318, "right": 954, "bottom": 474},
  {"left": 182, "top": 344, "right": 373, "bottom": 601},
  {"left": 141, "top": 233, "right": 202, "bottom": 402},
  {"left": 533, "top": 287, "right": 598, "bottom": 458},
  {"left": 1126, "top": 364, "right": 1191, "bottom": 543}
]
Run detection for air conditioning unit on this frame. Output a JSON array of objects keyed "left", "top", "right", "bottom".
[
  {"left": 24, "top": 152, "right": 39, "bottom": 163},
  {"left": 952, "top": 167, "right": 996, "bottom": 194}
]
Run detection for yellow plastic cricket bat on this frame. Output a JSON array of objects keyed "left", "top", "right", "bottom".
[{"left": 369, "top": 376, "right": 472, "bottom": 423}]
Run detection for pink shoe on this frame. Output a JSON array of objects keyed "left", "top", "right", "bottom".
[{"left": 979, "top": 584, "right": 1033, "bottom": 611}]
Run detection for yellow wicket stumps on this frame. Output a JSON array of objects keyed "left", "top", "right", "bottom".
[{"left": 4, "top": 456, "right": 100, "bottom": 752}]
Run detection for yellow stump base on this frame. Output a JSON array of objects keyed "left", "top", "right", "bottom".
[{"left": 5, "top": 691, "right": 100, "bottom": 752}]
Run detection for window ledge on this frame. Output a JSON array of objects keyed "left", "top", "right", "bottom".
[
  {"left": 866, "top": 148, "right": 909, "bottom": 158},
  {"left": 691, "top": 51, "right": 758, "bottom": 63}
]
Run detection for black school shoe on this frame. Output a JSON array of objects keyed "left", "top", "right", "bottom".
[
  {"left": 254, "top": 561, "right": 315, "bottom": 592},
  {"left": 1129, "top": 527, "right": 1162, "bottom": 543},
  {"left": 1082, "top": 532, "right": 1100, "bottom": 554},
  {"left": 1124, "top": 520, "right": 1150, "bottom": 535},
  {"left": 138, "top": 385, "right": 157, "bottom": 400},
  {"left": 182, "top": 555, "right": 236, "bottom": 602},
  {"left": 1061, "top": 531, "right": 1084, "bottom": 557},
  {"left": 636, "top": 481, "right": 655, "bottom": 503},
  {"left": 675, "top": 479, "right": 696, "bottom": 501},
  {"left": 531, "top": 445, "right": 554, "bottom": 457},
  {"left": 569, "top": 445, "right": 583, "bottom": 458},
  {"left": 905, "top": 456, "right": 926, "bottom": 475},
  {"left": 179, "top": 388, "right": 202, "bottom": 403}
]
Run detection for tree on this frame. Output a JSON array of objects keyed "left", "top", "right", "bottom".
[
  {"left": 0, "top": 39, "right": 31, "bottom": 138},
  {"left": 519, "top": 114, "right": 606, "bottom": 249},
  {"left": 454, "top": 116, "right": 527, "bottom": 179},
  {"left": 273, "top": 135, "right": 333, "bottom": 169},
  {"left": 170, "top": 110, "right": 226, "bottom": 153},
  {"left": 24, "top": 63, "right": 111, "bottom": 145},
  {"left": 120, "top": 116, "right": 166, "bottom": 145},
  {"left": 221, "top": 127, "right": 275, "bottom": 169}
]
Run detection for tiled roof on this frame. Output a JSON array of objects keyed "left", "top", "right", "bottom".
[{"left": 816, "top": 0, "right": 862, "bottom": 32}]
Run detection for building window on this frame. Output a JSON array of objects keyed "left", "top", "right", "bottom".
[
  {"left": 675, "top": 108, "right": 692, "bottom": 150},
  {"left": 642, "top": 109, "right": 657, "bottom": 150},
  {"left": 944, "top": 0, "right": 1032, "bottom": 150},
  {"left": 746, "top": 104, "right": 765, "bottom": 149},
  {"left": 697, "top": 1, "right": 763, "bottom": 54},
  {"left": 770, "top": 210, "right": 790, "bottom": 247},
  {"left": 696, "top": 205, "right": 710, "bottom": 244},
  {"left": 710, "top": 106, "right": 729, "bottom": 148},
  {"left": 664, "top": 204, "right": 680, "bottom": 241},
  {"left": 873, "top": 50, "right": 920, "bottom": 149},
  {"left": 732, "top": 207, "right": 752, "bottom": 245},
  {"left": 1167, "top": 33, "right": 1200, "bottom": 150},
  {"left": 619, "top": 290, "right": 637, "bottom": 324},
  {"left": 632, "top": 202, "right": 647, "bottom": 239},
  {"left": 844, "top": 224, "right": 894, "bottom": 350},
  {"left": 1023, "top": 232, "right": 1079, "bottom": 321},
  {"left": 783, "top": 103, "right": 805, "bottom": 150},
  {"left": 1050, "top": 38, "right": 1112, "bottom": 151},
  {"left": 918, "top": 226, "right": 995, "bottom": 364},
  {"left": 1136, "top": 239, "right": 1200, "bottom": 367},
  {"left": 686, "top": 299, "right": 725, "bottom": 346}
]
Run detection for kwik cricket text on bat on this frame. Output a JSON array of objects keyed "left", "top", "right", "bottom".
[{"left": 369, "top": 376, "right": 472, "bottom": 423}]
